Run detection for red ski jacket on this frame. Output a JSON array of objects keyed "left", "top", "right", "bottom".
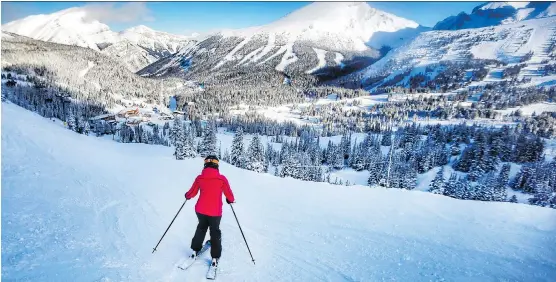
[{"left": 185, "top": 168, "right": 235, "bottom": 217}]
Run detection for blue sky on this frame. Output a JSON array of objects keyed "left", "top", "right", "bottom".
[{"left": 2, "top": 1, "right": 484, "bottom": 35}]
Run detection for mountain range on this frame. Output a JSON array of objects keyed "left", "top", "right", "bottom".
[
  {"left": 434, "top": 2, "right": 556, "bottom": 30},
  {"left": 2, "top": 1, "right": 555, "bottom": 88},
  {"left": 1, "top": 7, "right": 197, "bottom": 72}
]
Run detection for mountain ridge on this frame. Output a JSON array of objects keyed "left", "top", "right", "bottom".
[
  {"left": 434, "top": 1, "right": 556, "bottom": 30},
  {"left": 137, "top": 2, "right": 425, "bottom": 84},
  {"left": 1, "top": 7, "right": 197, "bottom": 72}
]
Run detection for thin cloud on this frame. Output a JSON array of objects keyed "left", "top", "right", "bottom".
[{"left": 82, "top": 2, "right": 154, "bottom": 24}]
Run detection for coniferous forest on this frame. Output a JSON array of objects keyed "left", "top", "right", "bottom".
[{"left": 2, "top": 31, "right": 555, "bottom": 209}]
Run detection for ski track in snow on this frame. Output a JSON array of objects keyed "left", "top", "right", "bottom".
[
  {"left": 2, "top": 101, "right": 556, "bottom": 282},
  {"left": 214, "top": 37, "right": 253, "bottom": 70},
  {"left": 250, "top": 33, "right": 276, "bottom": 63},
  {"left": 306, "top": 47, "right": 327, "bottom": 74},
  {"left": 275, "top": 43, "right": 298, "bottom": 72}
]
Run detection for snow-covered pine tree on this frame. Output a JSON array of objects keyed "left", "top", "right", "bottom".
[
  {"left": 183, "top": 128, "right": 197, "bottom": 158},
  {"left": 351, "top": 144, "right": 366, "bottom": 171},
  {"left": 173, "top": 126, "right": 186, "bottom": 160},
  {"left": 67, "top": 111, "right": 76, "bottom": 131},
  {"left": 477, "top": 173, "right": 496, "bottom": 201},
  {"left": 84, "top": 120, "right": 90, "bottom": 136},
  {"left": 332, "top": 144, "right": 344, "bottom": 170},
  {"left": 170, "top": 117, "right": 183, "bottom": 146},
  {"left": 231, "top": 127, "right": 245, "bottom": 168},
  {"left": 381, "top": 130, "right": 392, "bottom": 147},
  {"left": 443, "top": 173, "right": 458, "bottom": 198},
  {"left": 280, "top": 152, "right": 301, "bottom": 179},
  {"left": 199, "top": 122, "right": 217, "bottom": 157},
  {"left": 528, "top": 180, "right": 552, "bottom": 207},
  {"left": 429, "top": 167, "right": 445, "bottom": 194},
  {"left": 141, "top": 128, "right": 149, "bottom": 144},
  {"left": 245, "top": 135, "right": 265, "bottom": 173}
]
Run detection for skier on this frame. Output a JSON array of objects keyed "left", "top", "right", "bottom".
[{"left": 185, "top": 155, "right": 235, "bottom": 268}]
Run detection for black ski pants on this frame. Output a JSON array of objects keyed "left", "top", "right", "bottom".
[{"left": 191, "top": 212, "right": 222, "bottom": 258}]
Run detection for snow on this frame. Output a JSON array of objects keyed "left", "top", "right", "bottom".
[
  {"left": 334, "top": 52, "right": 344, "bottom": 66},
  {"left": 305, "top": 47, "right": 327, "bottom": 74},
  {"left": 275, "top": 44, "right": 298, "bottom": 72},
  {"left": 2, "top": 8, "right": 196, "bottom": 72},
  {"left": 328, "top": 168, "right": 370, "bottom": 186},
  {"left": 1, "top": 7, "right": 117, "bottom": 50},
  {"left": 78, "top": 61, "right": 95, "bottom": 78},
  {"left": 495, "top": 102, "right": 556, "bottom": 116},
  {"left": 219, "top": 2, "right": 419, "bottom": 53},
  {"left": 229, "top": 95, "right": 389, "bottom": 126},
  {"left": 3, "top": 101, "right": 556, "bottom": 281},
  {"left": 538, "top": 2, "right": 556, "bottom": 18},
  {"left": 479, "top": 2, "right": 530, "bottom": 11},
  {"left": 470, "top": 41, "right": 504, "bottom": 60},
  {"left": 214, "top": 37, "right": 253, "bottom": 69},
  {"left": 415, "top": 166, "right": 441, "bottom": 192},
  {"left": 249, "top": 33, "right": 276, "bottom": 63}
]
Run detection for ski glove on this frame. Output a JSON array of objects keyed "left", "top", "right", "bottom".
[{"left": 226, "top": 198, "right": 234, "bottom": 204}]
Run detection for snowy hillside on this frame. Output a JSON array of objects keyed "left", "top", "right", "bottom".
[
  {"left": 1, "top": 8, "right": 197, "bottom": 72},
  {"left": 1, "top": 31, "right": 191, "bottom": 115},
  {"left": 352, "top": 16, "right": 556, "bottom": 90},
  {"left": 3, "top": 101, "right": 556, "bottom": 281},
  {"left": 434, "top": 2, "right": 556, "bottom": 30},
  {"left": 103, "top": 26, "right": 198, "bottom": 72},
  {"left": 1, "top": 7, "right": 118, "bottom": 50},
  {"left": 138, "top": 2, "right": 423, "bottom": 80}
]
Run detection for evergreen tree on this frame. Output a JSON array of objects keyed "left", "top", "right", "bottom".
[
  {"left": 199, "top": 122, "right": 217, "bottom": 157},
  {"left": 429, "top": 167, "right": 445, "bottom": 194},
  {"left": 170, "top": 117, "right": 182, "bottom": 146},
  {"left": 183, "top": 128, "right": 197, "bottom": 158},
  {"left": 509, "top": 195, "right": 518, "bottom": 203},
  {"left": 245, "top": 135, "right": 265, "bottom": 173},
  {"left": 231, "top": 127, "right": 245, "bottom": 168},
  {"left": 67, "top": 111, "right": 76, "bottom": 131},
  {"left": 173, "top": 126, "right": 187, "bottom": 160},
  {"left": 444, "top": 173, "right": 458, "bottom": 198},
  {"left": 529, "top": 180, "right": 553, "bottom": 207},
  {"left": 84, "top": 120, "right": 90, "bottom": 135},
  {"left": 351, "top": 144, "right": 366, "bottom": 171},
  {"left": 381, "top": 130, "right": 392, "bottom": 146}
]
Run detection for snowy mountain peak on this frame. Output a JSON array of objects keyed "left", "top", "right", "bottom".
[
  {"left": 215, "top": 1, "right": 420, "bottom": 53},
  {"left": 124, "top": 25, "right": 156, "bottom": 34},
  {"left": 434, "top": 1, "right": 555, "bottom": 30},
  {"left": 1, "top": 7, "right": 198, "bottom": 72},
  {"left": 1, "top": 7, "right": 117, "bottom": 50},
  {"left": 477, "top": 2, "right": 530, "bottom": 11},
  {"left": 239, "top": 1, "right": 420, "bottom": 38}
]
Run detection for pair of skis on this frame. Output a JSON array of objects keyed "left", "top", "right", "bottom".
[{"left": 177, "top": 240, "right": 218, "bottom": 280}]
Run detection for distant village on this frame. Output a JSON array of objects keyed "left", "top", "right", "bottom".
[{"left": 88, "top": 98, "right": 188, "bottom": 129}]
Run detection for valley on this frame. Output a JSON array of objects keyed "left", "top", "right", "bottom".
[{"left": 1, "top": 2, "right": 556, "bottom": 280}]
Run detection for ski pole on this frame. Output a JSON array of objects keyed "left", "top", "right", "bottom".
[
  {"left": 229, "top": 203, "right": 256, "bottom": 265},
  {"left": 152, "top": 199, "right": 187, "bottom": 253}
]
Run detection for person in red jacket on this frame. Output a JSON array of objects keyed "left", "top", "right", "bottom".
[{"left": 185, "top": 155, "right": 235, "bottom": 265}]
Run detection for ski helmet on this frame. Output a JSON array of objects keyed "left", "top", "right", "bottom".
[{"left": 204, "top": 155, "right": 219, "bottom": 169}]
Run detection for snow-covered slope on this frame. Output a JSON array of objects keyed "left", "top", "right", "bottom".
[
  {"left": 434, "top": 2, "right": 556, "bottom": 30},
  {"left": 3, "top": 101, "right": 556, "bottom": 281},
  {"left": 103, "top": 26, "right": 197, "bottom": 72},
  {"left": 355, "top": 16, "right": 556, "bottom": 89},
  {"left": 1, "top": 31, "right": 189, "bottom": 112},
  {"left": 1, "top": 7, "right": 118, "bottom": 50},
  {"left": 1, "top": 8, "right": 197, "bottom": 72},
  {"left": 138, "top": 2, "right": 424, "bottom": 79}
]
